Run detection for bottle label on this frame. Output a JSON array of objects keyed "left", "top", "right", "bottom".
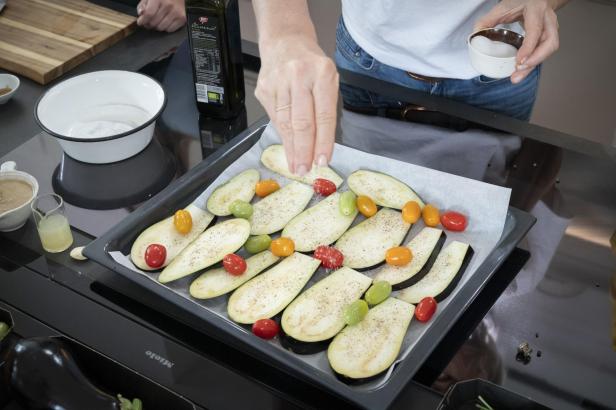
[{"left": 188, "top": 14, "right": 225, "bottom": 105}]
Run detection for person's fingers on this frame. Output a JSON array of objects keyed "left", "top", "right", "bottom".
[
  {"left": 516, "top": 4, "right": 545, "bottom": 65},
  {"left": 157, "top": 13, "right": 176, "bottom": 32},
  {"left": 136, "top": 0, "right": 148, "bottom": 16},
  {"left": 137, "top": 0, "right": 160, "bottom": 27},
  {"left": 312, "top": 60, "right": 338, "bottom": 166},
  {"left": 519, "top": 10, "right": 559, "bottom": 68},
  {"left": 511, "top": 66, "right": 534, "bottom": 84},
  {"left": 289, "top": 65, "right": 316, "bottom": 176},
  {"left": 274, "top": 82, "right": 295, "bottom": 173},
  {"left": 166, "top": 17, "right": 186, "bottom": 32},
  {"left": 147, "top": 1, "right": 169, "bottom": 29}
]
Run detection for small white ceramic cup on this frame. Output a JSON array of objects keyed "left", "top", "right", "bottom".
[
  {"left": 0, "top": 74, "right": 19, "bottom": 105},
  {"left": 0, "top": 161, "right": 39, "bottom": 232},
  {"left": 468, "top": 28, "right": 524, "bottom": 79}
]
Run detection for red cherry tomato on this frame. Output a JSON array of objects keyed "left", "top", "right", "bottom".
[
  {"left": 313, "top": 178, "right": 337, "bottom": 196},
  {"left": 252, "top": 319, "right": 279, "bottom": 339},
  {"left": 415, "top": 297, "right": 437, "bottom": 322},
  {"left": 223, "top": 253, "right": 247, "bottom": 276},
  {"left": 440, "top": 211, "right": 468, "bottom": 232},
  {"left": 145, "top": 244, "right": 166, "bottom": 268},
  {"left": 313, "top": 245, "right": 344, "bottom": 269}
]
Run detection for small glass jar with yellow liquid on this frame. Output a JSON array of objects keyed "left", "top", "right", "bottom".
[{"left": 31, "top": 193, "right": 73, "bottom": 253}]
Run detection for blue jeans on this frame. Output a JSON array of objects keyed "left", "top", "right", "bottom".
[{"left": 335, "top": 18, "right": 540, "bottom": 121}]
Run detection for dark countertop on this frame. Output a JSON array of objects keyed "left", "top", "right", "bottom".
[
  {"left": 0, "top": 0, "right": 186, "bottom": 156},
  {"left": 0, "top": 2, "right": 615, "bottom": 410}
]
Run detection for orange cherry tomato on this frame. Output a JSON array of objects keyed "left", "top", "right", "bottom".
[
  {"left": 402, "top": 201, "right": 421, "bottom": 224},
  {"left": 270, "top": 237, "right": 295, "bottom": 257},
  {"left": 356, "top": 195, "right": 377, "bottom": 218},
  {"left": 173, "top": 209, "right": 193, "bottom": 234},
  {"left": 422, "top": 204, "right": 440, "bottom": 227},
  {"left": 255, "top": 179, "right": 280, "bottom": 197},
  {"left": 385, "top": 246, "right": 413, "bottom": 266}
]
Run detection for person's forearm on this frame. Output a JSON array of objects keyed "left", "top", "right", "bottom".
[{"left": 253, "top": 0, "right": 317, "bottom": 51}]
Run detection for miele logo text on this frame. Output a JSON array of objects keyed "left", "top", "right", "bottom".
[
  {"left": 198, "top": 16, "right": 208, "bottom": 24},
  {"left": 145, "top": 350, "right": 174, "bottom": 368}
]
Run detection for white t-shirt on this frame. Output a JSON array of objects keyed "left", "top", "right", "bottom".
[{"left": 341, "top": 0, "right": 502, "bottom": 79}]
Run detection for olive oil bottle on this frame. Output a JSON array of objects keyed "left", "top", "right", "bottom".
[{"left": 186, "top": 0, "right": 245, "bottom": 118}]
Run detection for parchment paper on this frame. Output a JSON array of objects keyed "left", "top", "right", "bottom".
[{"left": 109, "top": 122, "right": 511, "bottom": 390}]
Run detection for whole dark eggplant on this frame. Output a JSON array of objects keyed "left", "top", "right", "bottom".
[
  {"left": 0, "top": 322, "right": 17, "bottom": 408},
  {"left": 5, "top": 337, "right": 131, "bottom": 410}
]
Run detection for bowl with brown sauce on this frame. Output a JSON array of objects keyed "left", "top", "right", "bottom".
[
  {"left": 0, "top": 74, "right": 19, "bottom": 105},
  {"left": 0, "top": 161, "right": 39, "bottom": 232}
]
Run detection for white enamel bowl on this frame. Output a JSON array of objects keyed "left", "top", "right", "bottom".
[
  {"left": 35, "top": 71, "right": 166, "bottom": 164},
  {"left": 468, "top": 28, "right": 524, "bottom": 79}
]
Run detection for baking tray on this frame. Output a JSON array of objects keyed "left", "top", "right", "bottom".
[{"left": 85, "top": 117, "right": 536, "bottom": 410}]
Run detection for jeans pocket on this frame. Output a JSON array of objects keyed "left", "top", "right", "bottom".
[
  {"left": 335, "top": 18, "right": 375, "bottom": 71},
  {"left": 473, "top": 75, "right": 510, "bottom": 85}
]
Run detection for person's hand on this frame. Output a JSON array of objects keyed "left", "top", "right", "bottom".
[
  {"left": 474, "top": 0, "right": 561, "bottom": 84},
  {"left": 137, "top": 0, "right": 186, "bottom": 33},
  {"left": 255, "top": 36, "right": 338, "bottom": 175}
]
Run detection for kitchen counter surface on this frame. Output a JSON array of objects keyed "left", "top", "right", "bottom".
[{"left": 0, "top": 0, "right": 186, "bottom": 156}]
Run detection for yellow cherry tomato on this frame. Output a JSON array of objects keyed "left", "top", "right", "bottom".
[
  {"left": 422, "top": 204, "right": 440, "bottom": 227},
  {"left": 402, "top": 201, "right": 421, "bottom": 224},
  {"left": 356, "top": 195, "right": 377, "bottom": 218},
  {"left": 270, "top": 237, "right": 295, "bottom": 257},
  {"left": 255, "top": 179, "right": 280, "bottom": 198},
  {"left": 173, "top": 209, "right": 193, "bottom": 234},
  {"left": 385, "top": 246, "right": 413, "bottom": 266}
]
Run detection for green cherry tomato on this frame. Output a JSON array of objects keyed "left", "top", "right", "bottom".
[
  {"left": 339, "top": 191, "right": 357, "bottom": 216},
  {"left": 131, "top": 398, "right": 143, "bottom": 410},
  {"left": 229, "top": 200, "right": 253, "bottom": 219},
  {"left": 365, "top": 281, "right": 392, "bottom": 306},
  {"left": 245, "top": 234, "right": 272, "bottom": 254},
  {"left": 343, "top": 299, "right": 369, "bottom": 326}
]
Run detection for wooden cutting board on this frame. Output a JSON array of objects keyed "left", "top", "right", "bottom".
[{"left": 0, "top": 0, "right": 136, "bottom": 84}]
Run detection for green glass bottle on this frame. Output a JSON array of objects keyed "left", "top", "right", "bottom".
[{"left": 186, "top": 0, "right": 245, "bottom": 119}]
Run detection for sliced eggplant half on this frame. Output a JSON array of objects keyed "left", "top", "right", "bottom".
[
  {"left": 261, "top": 144, "right": 343, "bottom": 187},
  {"left": 281, "top": 267, "right": 372, "bottom": 347},
  {"left": 189, "top": 251, "right": 280, "bottom": 299},
  {"left": 249, "top": 181, "right": 313, "bottom": 235},
  {"left": 373, "top": 227, "right": 445, "bottom": 290},
  {"left": 206, "top": 168, "right": 260, "bottom": 216},
  {"left": 347, "top": 170, "right": 425, "bottom": 210},
  {"left": 130, "top": 204, "right": 214, "bottom": 271},
  {"left": 335, "top": 208, "right": 411, "bottom": 270},
  {"left": 397, "top": 241, "right": 474, "bottom": 304},
  {"left": 227, "top": 252, "right": 321, "bottom": 324},
  {"left": 281, "top": 192, "right": 358, "bottom": 252},
  {"left": 328, "top": 297, "right": 414, "bottom": 380},
  {"left": 158, "top": 218, "right": 251, "bottom": 283}
]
